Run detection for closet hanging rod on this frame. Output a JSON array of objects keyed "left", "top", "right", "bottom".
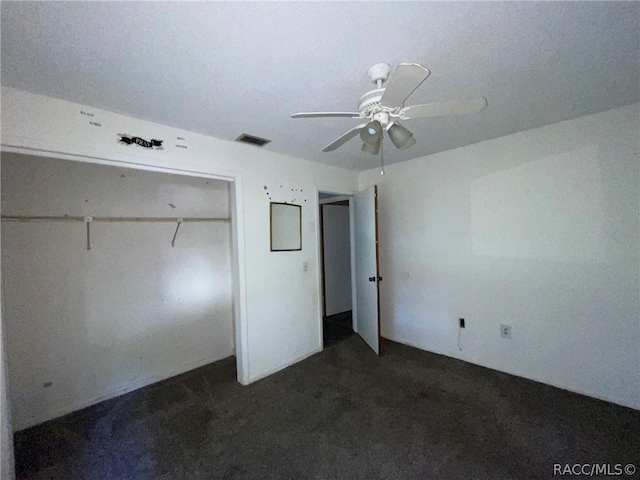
[{"left": 0, "top": 215, "right": 230, "bottom": 223}]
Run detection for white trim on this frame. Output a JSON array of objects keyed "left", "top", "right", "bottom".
[
  {"left": 316, "top": 185, "right": 356, "bottom": 196},
  {"left": 319, "top": 195, "right": 351, "bottom": 205},
  {"left": 0, "top": 144, "right": 236, "bottom": 182},
  {"left": 314, "top": 187, "right": 325, "bottom": 349},
  {"left": 230, "top": 174, "right": 250, "bottom": 385},
  {"left": 349, "top": 197, "right": 358, "bottom": 333}
]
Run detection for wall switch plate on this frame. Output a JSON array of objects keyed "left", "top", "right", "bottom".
[{"left": 500, "top": 324, "right": 512, "bottom": 339}]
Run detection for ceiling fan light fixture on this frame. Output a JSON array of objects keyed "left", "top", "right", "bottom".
[
  {"left": 360, "top": 120, "right": 382, "bottom": 145},
  {"left": 400, "top": 136, "right": 416, "bottom": 150},
  {"left": 361, "top": 141, "right": 380, "bottom": 155},
  {"left": 388, "top": 123, "right": 414, "bottom": 149}
]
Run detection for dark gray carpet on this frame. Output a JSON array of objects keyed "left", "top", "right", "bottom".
[{"left": 14, "top": 336, "right": 640, "bottom": 479}]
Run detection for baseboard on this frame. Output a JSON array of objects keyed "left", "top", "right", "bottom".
[
  {"left": 386, "top": 334, "right": 639, "bottom": 411},
  {"left": 248, "top": 346, "right": 323, "bottom": 384},
  {"left": 15, "top": 352, "right": 234, "bottom": 432}
]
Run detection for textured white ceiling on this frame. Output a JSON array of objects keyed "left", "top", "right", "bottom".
[{"left": 2, "top": 2, "right": 639, "bottom": 171}]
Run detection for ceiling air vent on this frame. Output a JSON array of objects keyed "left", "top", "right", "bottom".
[{"left": 235, "top": 133, "right": 271, "bottom": 147}]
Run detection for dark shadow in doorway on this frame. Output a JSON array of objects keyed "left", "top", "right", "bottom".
[{"left": 323, "top": 310, "right": 354, "bottom": 347}]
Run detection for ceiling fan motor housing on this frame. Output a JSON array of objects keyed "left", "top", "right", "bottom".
[
  {"left": 358, "top": 89, "right": 401, "bottom": 126},
  {"left": 358, "top": 88, "right": 385, "bottom": 118},
  {"left": 359, "top": 64, "right": 401, "bottom": 123}
]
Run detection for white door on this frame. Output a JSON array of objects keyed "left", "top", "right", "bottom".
[{"left": 353, "top": 185, "right": 380, "bottom": 354}]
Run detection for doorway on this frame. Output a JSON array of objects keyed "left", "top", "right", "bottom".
[
  {"left": 0, "top": 152, "right": 242, "bottom": 431},
  {"left": 317, "top": 186, "right": 381, "bottom": 354},
  {"left": 319, "top": 192, "right": 355, "bottom": 347}
]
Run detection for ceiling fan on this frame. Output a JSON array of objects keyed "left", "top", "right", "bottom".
[{"left": 291, "top": 63, "right": 487, "bottom": 155}]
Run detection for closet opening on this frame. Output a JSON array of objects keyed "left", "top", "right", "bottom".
[{"left": 1, "top": 152, "right": 240, "bottom": 432}]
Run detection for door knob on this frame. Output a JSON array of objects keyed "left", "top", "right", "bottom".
[
  {"left": 368, "top": 276, "right": 376, "bottom": 282},
  {"left": 378, "top": 276, "right": 383, "bottom": 282}
]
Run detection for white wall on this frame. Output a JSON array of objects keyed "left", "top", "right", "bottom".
[
  {"left": 0, "top": 86, "right": 359, "bottom": 391},
  {"left": 361, "top": 103, "right": 640, "bottom": 409},
  {"left": 1, "top": 154, "right": 235, "bottom": 430},
  {"left": 322, "top": 204, "right": 352, "bottom": 316}
]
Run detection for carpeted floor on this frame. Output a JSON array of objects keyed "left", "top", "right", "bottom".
[{"left": 14, "top": 336, "right": 640, "bottom": 480}]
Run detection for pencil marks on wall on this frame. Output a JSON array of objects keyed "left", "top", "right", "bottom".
[{"left": 262, "top": 184, "right": 307, "bottom": 204}]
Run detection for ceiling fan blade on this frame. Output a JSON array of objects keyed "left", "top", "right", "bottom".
[
  {"left": 401, "top": 98, "right": 487, "bottom": 119},
  {"left": 292, "top": 112, "right": 361, "bottom": 119},
  {"left": 322, "top": 123, "right": 367, "bottom": 152},
  {"left": 380, "top": 63, "right": 430, "bottom": 109}
]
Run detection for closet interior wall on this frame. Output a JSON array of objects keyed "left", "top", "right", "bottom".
[{"left": 1, "top": 153, "right": 234, "bottom": 430}]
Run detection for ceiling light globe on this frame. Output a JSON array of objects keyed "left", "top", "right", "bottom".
[
  {"left": 388, "top": 123, "right": 414, "bottom": 149},
  {"left": 360, "top": 121, "right": 382, "bottom": 146}
]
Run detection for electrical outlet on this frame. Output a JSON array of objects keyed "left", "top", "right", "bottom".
[
  {"left": 459, "top": 318, "right": 465, "bottom": 328},
  {"left": 500, "top": 324, "right": 512, "bottom": 339},
  {"left": 303, "top": 261, "right": 308, "bottom": 272}
]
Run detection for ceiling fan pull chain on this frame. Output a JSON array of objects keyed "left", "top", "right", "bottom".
[{"left": 380, "top": 134, "right": 385, "bottom": 176}]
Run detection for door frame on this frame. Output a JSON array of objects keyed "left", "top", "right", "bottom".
[
  {"left": 315, "top": 188, "right": 359, "bottom": 347},
  {"left": 0, "top": 145, "right": 250, "bottom": 386}
]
